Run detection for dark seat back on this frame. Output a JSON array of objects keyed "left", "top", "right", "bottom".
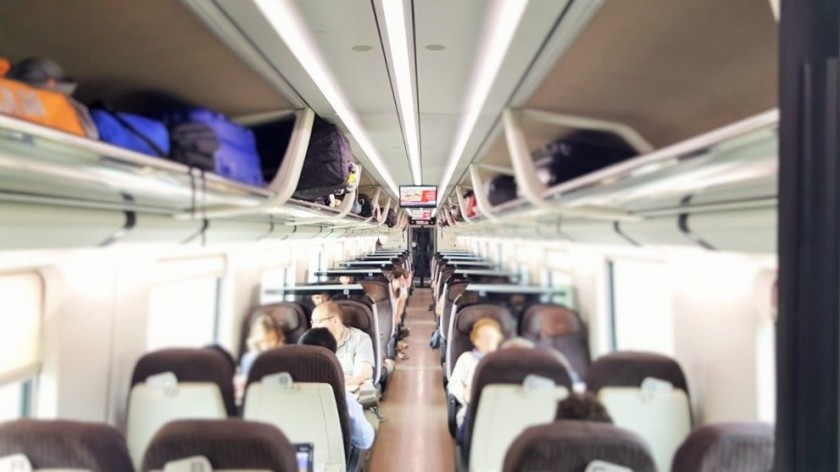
[
  {"left": 334, "top": 299, "right": 383, "bottom": 384},
  {"left": 671, "top": 422, "right": 774, "bottom": 472},
  {"left": 141, "top": 419, "right": 298, "bottom": 472},
  {"left": 0, "top": 419, "right": 134, "bottom": 472},
  {"left": 586, "top": 351, "right": 689, "bottom": 394},
  {"left": 246, "top": 345, "right": 350, "bottom": 458},
  {"left": 503, "top": 421, "right": 656, "bottom": 472},
  {"left": 361, "top": 280, "right": 395, "bottom": 350},
  {"left": 441, "top": 280, "right": 470, "bottom": 340},
  {"left": 446, "top": 303, "right": 515, "bottom": 378},
  {"left": 131, "top": 347, "right": 237, "bottom": 416},
  {"left": 521, "top": 303, "right": 591, "bottom": 378},
  {"left": 239, "top": 302, "right": 309, "bottom": 354}
]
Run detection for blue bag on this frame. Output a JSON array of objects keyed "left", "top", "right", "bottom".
[
  {"left": 162, "top": 108, "right": 265, "bottom": 187},
  {"left": 91, "top": 109, "right": 170, "bottom": 157}
]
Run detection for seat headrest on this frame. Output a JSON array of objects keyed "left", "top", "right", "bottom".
[
  {"left": 671, "top": 422, "right": 774, "bottom": 472},
  {"left": 360, "top": 281, "right": 389, "bottom": 303},
  {"left": 455, "top": 304, "right": 515, "bottom": 337},
  {"left": 521, "top": 304, "right": 583, "bottom": 338},
  {"left": 335, "top": 300, "right": 373, "bottom": 332},
  {"left": 0, "top": 419, "right": 133, "bottom": 472},
  {"left": 252, "top": 303, "right": 302, "bottom": 333},
  {"left": 586, "top": 351, "right": 689, "bottom": 394},
  {"left": 131, "top": 348, "right": 237, "bottom": 416},
  {"left": 141, "top": 419, "right": 298, "bottom": 472},
  {"left": 502, "top": 421, "right": 656, "bottom": 472},
  {"left": 245, "top": 345, "right": 350, "bottom": 457},
  {"left": 446, "top": 282, "right": 469, "bottom": 302}
]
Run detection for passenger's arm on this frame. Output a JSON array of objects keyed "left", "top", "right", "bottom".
[
  {"left": 346, "top": 334, "right": 376, "bottom": 388},
  {"left": 447, "top": 354, "right": 468, "bottom": 406},
  {"left": 345, "top": 392, "right": 375, "bottom": 449}
]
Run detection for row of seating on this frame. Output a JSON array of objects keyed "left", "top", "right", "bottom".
[
  {"left": 431, "top": 250, "right": 774, "bottom": 472},
  {"left": 0, "top": 418, "right": 300, "bottom": 471}
]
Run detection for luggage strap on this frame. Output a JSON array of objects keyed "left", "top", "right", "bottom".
[{"left": 97, "top": 102, "right": 167, "bottom": 157}]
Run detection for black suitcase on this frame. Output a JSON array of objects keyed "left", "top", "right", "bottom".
[
  {"left": 357, "top": 193, "right": 373, "bottom": 217},
  {"left": 534, "top": 130, "right": 636, "bottom": 186},
  {"left": 486, "top": 175, "right": 517, "bottom": 206}
]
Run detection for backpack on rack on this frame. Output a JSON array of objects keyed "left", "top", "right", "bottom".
[
  {"left": 252, "top": 115, "right": 353, "bottom": 200},
  {"left": 486, "top": 175, "right": 517, "bottom": 206},
  {"left": 356, "top": 193, "right": 373, "bottom": 217},
  {"left": 162, "top": 107, "right": 265, "bottom": 186},
  {"left": 0, "top": 57, "right": 98, "bottom": 138},
  {"left": 90, "top": 108, "right": 170, "bottom": 158},
  {"left": 533, "top": 130, "right": 637, "bottom": 186}
]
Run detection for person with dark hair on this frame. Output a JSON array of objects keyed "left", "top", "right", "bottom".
[
  {"left": 299, "top": 328, "right": 375, "bottom": 450},
  {"left": 555, "top": 393, "right": 613, "bottom": 423},
  {"left": 311, "top": 291, "right": 331, "bottom": 307}
]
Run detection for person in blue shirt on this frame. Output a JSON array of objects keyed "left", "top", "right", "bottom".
[{"left": 298, "top": 327, "right": 376, "bottom": 450}]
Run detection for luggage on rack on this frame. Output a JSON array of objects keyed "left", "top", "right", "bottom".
[
  {"left": 90, "top": 109, "right": 170, "bottom": 157},
  {"left": 486, "top": 175, "right": 517, "bottom": 206},
  {"left": 163, "top": 108, "right": 265, "bottom": 186},
  {"left": 168, "top": 122, "right": 219, "bottom": 171},
  {"left": 252, "top": 115, "right": 354, "bottom": 200},
  {"left": 383, "top": 208, "right": 397, "bottom": 228},
  {"left": 357, "top": 193, "right": 373, "bottom": 218},
  {"left": 465, "top": 191, "right": 477, "bottom": 218},
  {"left": 0, "top": 57, "right": 99, "bottom": 139},
  {"left": 533, "top": 131, "right": 637, "bottom": 186}
]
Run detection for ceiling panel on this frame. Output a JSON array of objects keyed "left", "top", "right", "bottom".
[{"left": 526, "top": 0, "right": 777, "bottom": 148}]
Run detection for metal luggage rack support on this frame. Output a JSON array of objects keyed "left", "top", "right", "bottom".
[
  {"left": 446, "top": 108, "right": 780, "bottom": 230},
  {"left": 0, "top": 107, "right": 389, "bottom": 230}
]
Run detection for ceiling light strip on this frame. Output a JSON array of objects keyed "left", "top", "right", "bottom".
[
  {"left": 254, "top": 0, "right": 400, "bottom": 195},
  {"left": 381, "top": 0, "right": 422, "bottom": 185},
  {"left": 436, "top": 0, "right": 530, "bottom": 204}
]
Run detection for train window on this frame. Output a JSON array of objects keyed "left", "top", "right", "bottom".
[
  {"left": 147, "top": 276, "right": 221, "bottom": 351},
  {"left": 0, "top": 272, "right": 43, "bottom": 385},
  {"left": 260, "top": 267, "right": 289, "bottom": 305},
  {"left": 609, "top": 259, "right": 674, "bottom": 355},
  {"left": 0, "top": 382, "right": 24, "bottom": 422}
]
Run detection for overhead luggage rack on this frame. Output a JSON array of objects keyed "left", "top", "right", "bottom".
[
  {"left": 0, "top": 109, "right": 396, "bottom": 229},
  {"left": 314, "top": 269, "right": 384, "bottom": 278},
  {"left": 265, "top": 284, "right": 365, "bottom": 297}
]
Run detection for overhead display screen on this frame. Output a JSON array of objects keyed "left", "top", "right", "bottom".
[
  {"left": 400, "top": 185, "right": 437, "bottom": 208},
  {"left": 408, "top": 208, "right": 433, "bottom": 220}
]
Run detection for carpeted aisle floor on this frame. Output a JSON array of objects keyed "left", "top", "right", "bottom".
[{"left": 368, "top": 288, "right": 455, "bottom": 471}]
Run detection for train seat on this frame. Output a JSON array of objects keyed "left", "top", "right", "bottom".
[
  {"left": 587, "top": 351, "right": 692, "bottom": 472},
  {"left": 127, "top": 348, "right": 233, "bottom": 468},
  {"left": 446, "top": 303, "right": 515, "bottom": 379},
  {"left": 671, "top": 422, "right": 774, "bottom": 472},
  {"left": 141, "top": 419, "right": 298, "bottom": 472},
  {"left": 465, "top": 349, "right": 575, "bottom": 472},
  {"left": 239, "top": 302, "right": 310, "bottom": 353},
  {"left": 0, "top": 419, "right": 134, "bottom": 472},
  {"left": 502, "top": 420, "right": 656, "bottom": 472},
  {"left": 333, "top": 299, "right": 384, "bottom": 385},
  {"left": 520, "top": 303, "right": 591, "bottom": 379},
  {"left": 243, "top": 345, "right": 349, "bottom": 471}
]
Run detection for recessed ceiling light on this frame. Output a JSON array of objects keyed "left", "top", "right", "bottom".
[
  {"left": 425, "top": 44, "right": 446, "bottom": 51},
  {"left": 352, "top": 45, "right": 373, "bottom": 52}
]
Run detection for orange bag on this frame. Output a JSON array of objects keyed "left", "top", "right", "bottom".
[{"left": 0, "top": 77, "right": 86, "bottom": 136}]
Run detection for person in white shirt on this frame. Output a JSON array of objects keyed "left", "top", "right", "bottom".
[
  {"left": 299, "top": 327, "right": 376, "bottom": 450},
  {"left": 311, "top": 301, "right": 375, "bottom": 390},
  {"left": 448, "top": 317, "right": 504, "bottom": 444}
]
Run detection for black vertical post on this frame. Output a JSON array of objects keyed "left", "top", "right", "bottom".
[{"left": 777, "top": 0, "right": 840, "bottom": 470}]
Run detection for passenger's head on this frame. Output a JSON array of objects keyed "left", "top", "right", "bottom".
[
  {"left": 339, "top": 275, "right": 355, "bottom": 285},
  {"left": 470, "top": 318, "right": 504, "bottom": 354},
  {"left": 311, "top": 301, "right": 344, "bottom": 340},
  {"left": 298, "top": 327, "right": 337, "bottom": 353},
  {"left": 247, "top": 315, "right": 284, "bottom": 352},
  {"left": 500, "top": 337, "right": 535, "bottom": 350},
  {"left": 311, "top": 291, "right": 331, "bottom": 306},
  {"left": 555, "top": 393, "right": 613, "bottom": 424}
]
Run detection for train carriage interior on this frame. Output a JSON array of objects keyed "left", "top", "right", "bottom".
[{"left": 0, "top": 0, "right": 835, "bottom": 471}]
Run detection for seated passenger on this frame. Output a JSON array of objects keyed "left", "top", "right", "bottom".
[
  {"left": 299, "top": 327, "right": 376, "bottom": 450},
  {"left": 448, "top": 318, "right": 504, "bottom": 431},
  {"left": 311, "top": 291, "right": 331, "bottom": 306},
  {"left": 555, "top": 393, "right": 613, "bottom": 423},
  {"left": 311, "top": 301, "right": 375, "bottom": 390},
  {"left": 339, "top": 275, "right": 355, "bottom": 285},
  {"left": 235, "top": 314, "right": 284, "bottom": 402}
]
